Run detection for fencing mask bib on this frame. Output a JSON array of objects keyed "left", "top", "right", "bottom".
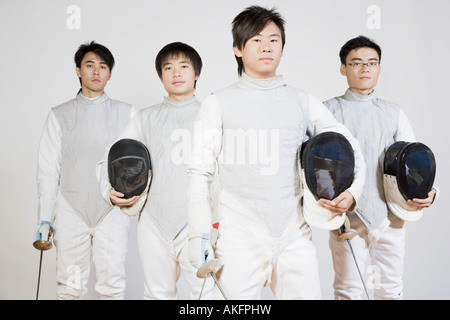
[
  {"left": 383, "top": 141, "right": 436, "bottom": 222},
  {"left": 108, "top": 139, "right": 152, "bottom": 217},
  {"left": 300, "top": 132, "right": 355, "bottom": 230}
]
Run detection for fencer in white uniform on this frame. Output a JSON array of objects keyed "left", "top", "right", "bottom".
[
  {"left": 35, "top": 42, "right": 136, "bottom": 299},
  {"left": 323, "top": 36, "right": 438, "bottom": 300},
  {"left": 187, "top": 6, "right": 366, "bottom": 300},
  {"left": 97, "top": 42, "right": 213, "bottom": 300}
]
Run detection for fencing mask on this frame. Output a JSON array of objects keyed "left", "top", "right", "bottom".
[
  {"left": 108, "top": 139, "right": 152, "bottom": 217},
  {"left": 383, "top": 141, "right": 436, "bottom": 222},
  {"left": 300, "top": 132, "right": 355, "bottom": 230}
]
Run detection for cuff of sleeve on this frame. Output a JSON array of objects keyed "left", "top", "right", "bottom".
[{"left": 39, "top": 198, "right": 56, "bottom": 223}]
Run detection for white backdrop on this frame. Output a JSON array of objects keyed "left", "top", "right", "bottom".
[{"left": 0, "top": 0, "right": 449, "bottom": 300}]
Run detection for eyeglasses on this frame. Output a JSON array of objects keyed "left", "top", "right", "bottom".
[{"left": 346, "top": 61, "right": 379, "bottom": 70}]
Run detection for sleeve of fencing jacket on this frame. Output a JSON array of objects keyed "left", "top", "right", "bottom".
[
  {"left": 36, "top": 111, "right": 62, "bottom": 223},
  {"left": 395, "top": 108, "right": 416, "bottom": 142},
  {"left": 187, "top": 94, "right": 223, "bottom": 236}
]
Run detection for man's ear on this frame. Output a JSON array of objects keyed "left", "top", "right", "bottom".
[
  {"left": 76, "top": 67, "right": 81, "bottom": 78},
  {"left": 340, "top": 64, "right": 347, "bottom": 76},
  {"left": 233, "top": 46, "right": 243, "bottom": 58}
]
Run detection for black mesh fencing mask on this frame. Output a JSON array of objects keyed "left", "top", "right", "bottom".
[
  {"left": 383, "top": 141, "right": 436, "bottom": 221},
  {"left": 108, "top": 139, "right": 151, "bottom": 199},
  {"left": 299, "top": 131, "right": 355, "bottom": 230}
]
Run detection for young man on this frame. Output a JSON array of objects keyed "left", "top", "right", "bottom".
[
  {"left": 323, "top": 35, "right": 437, "bottom": 299},
  {"left": 97, "top": 42, "right": 213, "bottom": 300},
  {"left": 35, "top": 41, "right": 136, "bottom": 299},
  {"left": 186, "top": 6, "right": 366, "bottom": 300}
]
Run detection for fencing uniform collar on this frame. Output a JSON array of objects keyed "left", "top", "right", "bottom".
[
  {"left": 343, "top": 89, "right": 377, "bottom": 102},
  {"left": 163, "top": 95, "right": 198, "bottom": 107},
  {"left": 76, "top": 92, "right": 109, "bottom": 104},
  {"left": 238, "top": 73, "right": 285, "bottom": 90}
]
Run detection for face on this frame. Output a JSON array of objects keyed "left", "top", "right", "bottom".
[
  {"left": 76, "top": 52, "right": 111, "bottom": 98},
  {"left": 160, "top": 55, "right": 199, "bottom": 101},
  {"left": 341, "top": 47, "right": 380, "bottom": 95},
  {"left": 233, "top": 21, "right": 284, "bottom": 79}
]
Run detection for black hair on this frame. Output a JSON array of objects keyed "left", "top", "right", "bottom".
[
  {"left": 232, "top": 5, "right": 286, "bottom": 76},
  {"left": 339, "top": 35, "right": 382, "bottom": 64},
  {"left": 74, "top": 41, "right": 115, "bottom": 89},
  {"left": 74, "top": 41, "right": 115, "bottom": 71},
  {"left": 155, "top": 42, "right": 203, "bottom": 88}
]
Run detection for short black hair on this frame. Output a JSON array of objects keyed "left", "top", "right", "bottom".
[
  {"left": 155, "top": 42, "right": 203, "bottom": 88},
  {"left": 339, "top": 35, "right": 382, "bottom": 64},
  {"left": 232, "top": 5, "right": 286, "bottom": 76},
  {"left": 74, "top": 41, "right": 114, "bottom": 90},
  {"left": 74, "top": 41, "right": 115, "bottom": 71}
]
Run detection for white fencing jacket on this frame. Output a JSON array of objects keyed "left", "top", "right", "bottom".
[
  {"left": 36, "top": 93, "right": 135, "bottom": 227},
  {"left": 187, "top": 73, "right": 366, "bottom": 237},
  {"left": 98, "top": 96, "right": 202, "bottom": 241},
  {"left": 324, "top": 89, "right": 415, "bottom": 229}
]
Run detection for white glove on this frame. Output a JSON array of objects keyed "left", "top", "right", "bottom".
[
  {"left": 188, "top": 233, "right": 214, "bottom": 269},
  {"left": 34, "top": 220, "right": 52, "bottom": 243}
]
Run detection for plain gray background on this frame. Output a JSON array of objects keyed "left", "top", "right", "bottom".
[{"left": 0, "top": 0, "right": 448, "bottom": 300}]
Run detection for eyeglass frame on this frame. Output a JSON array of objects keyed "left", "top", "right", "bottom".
[{"left": 345, "top": 61, "right": 380, "bottom": 70}]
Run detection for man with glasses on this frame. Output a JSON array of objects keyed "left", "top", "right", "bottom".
[{"left": 323, "top": 36, "right": 437, "bottom": 299}]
